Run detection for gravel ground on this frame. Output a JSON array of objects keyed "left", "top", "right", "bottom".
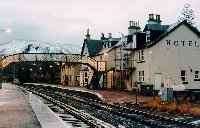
[
  {"left": 0, "top": 83, "right": 41, "bottom": 128},
  {"left": 97, "top": 90, "right": 153, "bottom": 104}
]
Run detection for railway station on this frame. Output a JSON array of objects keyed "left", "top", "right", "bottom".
[{"left": 0, "top": 1, "right": 200, "bottom": 128}]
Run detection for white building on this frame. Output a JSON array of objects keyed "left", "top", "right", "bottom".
[{"left": 132, "top": 19, "right": 200, "bottom": 91}]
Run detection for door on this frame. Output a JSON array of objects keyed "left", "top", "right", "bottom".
[{"left": 154, "top": 73, "right": 162, "bottom": 90}]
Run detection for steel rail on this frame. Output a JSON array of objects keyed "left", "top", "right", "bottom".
[
  {"left": 20, "top": 83, "right": 199, "bottom": 128},
  {"left": 19, "top": 86, "right": 115, "bottom": 128}
]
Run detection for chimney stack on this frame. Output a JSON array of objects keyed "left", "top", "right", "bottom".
[
  {"left": 108, "top": 33, "right": 112, "bottom": 39},
  {"left": 128, "top": 20, "right": 141, "bottom": 35},
  {"left": 148, "top": 14, "right": 162, "bottom": 24}
]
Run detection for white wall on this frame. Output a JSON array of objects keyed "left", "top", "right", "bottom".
[{"left": 135, "top": 24, "right": 200, "bottom": 89}]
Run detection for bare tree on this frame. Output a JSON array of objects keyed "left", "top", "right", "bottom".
[{"left": 178, "top": 3, "right": 195, "bottom": 25}]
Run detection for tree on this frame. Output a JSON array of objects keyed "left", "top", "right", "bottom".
[{"left": 178, "top": 3, "right": 195, "bottom": 25}]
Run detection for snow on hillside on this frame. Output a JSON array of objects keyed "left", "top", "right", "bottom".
[{"left": 0, "top": 39, "right": 81, "bottom": 56}]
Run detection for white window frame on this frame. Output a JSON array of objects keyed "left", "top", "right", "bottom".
[
  {"left": 138, "top": 50, "right": 144, "bottom": 62},
  {"left": 146, "top": 31, "right": 150, "bottom": 43},
  {"left": 138, "top": 71, "right": 144, "bottom": 82},
  {"left": 194, "top": 70, "right": 200, "bottom": 80},
  {"left": 141, "top": 50, "right": 144, "bottom": 61},
  {"left": 180, "top": 70, "right": 188, "bottom": 84}
]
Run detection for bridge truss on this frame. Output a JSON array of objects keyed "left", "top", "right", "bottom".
[{"left": 0, "top": 53, "right": 106, "bottom": 72}]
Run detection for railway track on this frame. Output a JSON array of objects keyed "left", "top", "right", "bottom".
[
  {"left": 19, "top": 83, "right": 200, "bottom": 128},
  {"left": 19, "top": 86, "right": 114, "bottom": 128}
]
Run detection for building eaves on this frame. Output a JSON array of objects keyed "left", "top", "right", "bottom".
[{"left": 146, "top": 20, "right": 200, "bottom": 48}]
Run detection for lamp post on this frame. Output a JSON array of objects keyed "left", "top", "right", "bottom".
[
  {"left": 13, "top": 62, "right": 15, "bottom": 79},
  {"left": 135, "top": 81, "right": 138, "bottom": 105},
  {"left": 103, "top": 53, "right": 108, "bottom": 89},
  {"left": 119, "top": 32, "right": 125, "bottom": 90}
]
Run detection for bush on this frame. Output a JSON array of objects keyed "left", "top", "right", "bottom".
[{"left": 143, "top": 98, "right": 200, "bottom": 116}]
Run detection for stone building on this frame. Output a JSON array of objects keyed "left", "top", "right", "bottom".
[
  {"left": 80, "top": 29, "right": 119, "bottom": 89},
  {"left": 61, "top": 63, "right": 81, "bottom": 87}
]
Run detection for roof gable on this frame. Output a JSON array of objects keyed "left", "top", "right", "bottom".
[
  {"left": 147, "top": 20, "right": 200, "bottom": 48},
  {"left": 81, "top": 39, "right": 104, "bottom": 56}
]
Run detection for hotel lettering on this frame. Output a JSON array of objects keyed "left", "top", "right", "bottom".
[{"left": 166, "top": 40, "right": 200, "bottom": 48}]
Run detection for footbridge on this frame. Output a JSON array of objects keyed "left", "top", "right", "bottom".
[
  {"left": 0, "top": 53, "right": 106, "bottom": 88},
  {"left": 0, "top": 53, "right": 105, "bottom": 71}
]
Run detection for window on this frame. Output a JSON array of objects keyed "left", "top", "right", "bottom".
[
  {"left": 85, "top": 78, "right": 88, "bottom": 83},
  {"left": 100, "top": 56, "right": 103, "bottom": 60},
  {"left": 68, "top": 75, "right": 71, "bottom": 81},
  {"left": 141, "top": 50, "right": 144, "bottom": 60},
  {"left": 65, "top": 75, "right": 68, "bottom": 80},
  {"left": 146, "top": 31, "right": 151, "bottom": 43},
  {"left": 138, "top": 50, "right": 144, "bottom": 62},
  {"left": 85, "top": 72, "right": 87, "bottom": 77},
  {"left": 194, "top": 71, "right": 200, "bottom": 81},
  {"left": 123, "top": 53, "right": 129, "bottom": 66},
  {"left": 180, "top": 70, "right": 188, "bottom": 84},
  {"left": 138, "top": 71, "right": 144, "bottom": 82},
  {"left": 75, "top": 76, "right": 80, "bottom": 81}
]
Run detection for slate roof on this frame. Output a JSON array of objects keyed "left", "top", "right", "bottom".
[
  {"left": 81, "top": 36, "right": 120, "bottom": 57},
  {"left": 144, "top": 24, "right": 169, "bottom": 31},
  {"left": 143, "top": 23, "right": 170, "bottom": 44},
  {"left": 81, "top": 39, "right": 104, "bottom": 57},
  {"left": 147, "top": 20, "right": 200, "bottom": 48},
  {"left": 95, "top": 37, "right": 124, "bottom": 55}
]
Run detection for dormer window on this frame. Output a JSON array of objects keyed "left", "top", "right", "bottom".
[{"left": 146, "top": 31, "right": 151, "bottom": 43}]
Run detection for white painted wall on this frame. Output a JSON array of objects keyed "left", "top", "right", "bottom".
[{"left": 134, "top": 24, "right": 200, "bottom": 90}]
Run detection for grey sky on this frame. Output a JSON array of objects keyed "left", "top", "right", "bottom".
[{"left": 0, "top": 0, "right": 199, "bottom": 45}]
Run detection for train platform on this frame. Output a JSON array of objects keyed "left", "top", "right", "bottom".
[
  {"left": 0, "top": 83, "right": 41, "bottom": 128},
  {"left": 29, "top": 92, "right": 71, "bottom": 128}
]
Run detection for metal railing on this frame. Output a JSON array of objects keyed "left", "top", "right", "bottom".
[{"left": 0, "top": 53, "right": 106, "bottom": 71}]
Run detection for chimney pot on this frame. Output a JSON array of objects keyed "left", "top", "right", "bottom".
[
  {"left": 149, "top": 14, "right": 154, "bottom": 20},
  {"left": 129, "top": 21, "right": 133, "bottom": 27},
  {"left": 156, "top": 15, "right": 161, "bottom": 22},
  {"left": 108, "top": 33, "right": 112, "bottom": 38},
  {"left": 101, "top": 33, "right": 105, "bottom": 40}
]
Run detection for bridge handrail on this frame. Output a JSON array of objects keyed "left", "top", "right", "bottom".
[
  {"left": 0, "top": 53, "right": 68, "bottom": 68},
  {"left": 0, "top": 53, "right": 106, "bottom": 71}
]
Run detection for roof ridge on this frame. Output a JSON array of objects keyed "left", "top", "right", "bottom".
[{"left": 146, "top": 20, "right": 200, "bottom": 48}]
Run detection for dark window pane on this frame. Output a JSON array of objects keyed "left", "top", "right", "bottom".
[{"left": 181, "top": 70, "right": 185, "bottom": 76}]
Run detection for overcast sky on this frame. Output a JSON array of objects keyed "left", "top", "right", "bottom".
[{"left": 0, "top": 0, "right": 199, "bottom": 45}]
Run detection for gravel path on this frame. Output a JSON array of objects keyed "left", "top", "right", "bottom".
[{"left": 0, "top": 83, "right": 41, "bottom": 128}]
